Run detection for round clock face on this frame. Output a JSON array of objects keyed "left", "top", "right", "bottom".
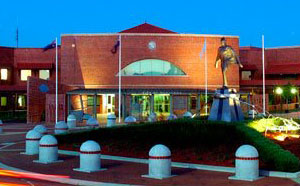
[{"left": 148, "top": 41, "right": 156, "bottom": 50}]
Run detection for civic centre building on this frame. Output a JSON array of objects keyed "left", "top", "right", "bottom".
[
  {"left": 6, "top": 23, "right": 298, "bottom": 123},
  {"left": 55, "top": 23, "right": 241, "bottom": 123}
]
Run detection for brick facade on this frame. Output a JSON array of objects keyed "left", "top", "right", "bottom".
[{"left": 61, "top": 34, "right": 240, "bottom": 91}]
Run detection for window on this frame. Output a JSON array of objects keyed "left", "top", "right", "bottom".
[
  {"left": 1, "top": 97, "right": 7, "bottom": 106},
  {"left": 39, "top": 70, "right": 50, "bottom": 80},
  {"left": 20, "top": 70, "right": 32, "bottom": 81},
  {"left": 241, "top": 71, "right": 252, "bottom": 80},
  {"left": 0, "top": 69, "right": 8, "bottom": 80},
  {"left": 17, "top": 95, "right": 26, "bottom": 107},
  {"left": 119, "top": 59, "right": 186, "bottom": 76},
  {"left": 87, "top": 96, "right": 94, "bottom": 106}
]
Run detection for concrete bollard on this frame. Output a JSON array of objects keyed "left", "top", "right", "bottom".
[
  {"left": 86, "top": 118, "right": 99, "bottom": 128},
  {"left": 229, "top": 145, "right": 262, "bottom": 181},
  {"left": 33, "top": 125, "right": 47, "bottom": 136},
  {"left": 21, "top": 130, "right": 42, "bottom": 155},
  {"left": 55, "top": 121, "right": 68, "bottom": 134},
  {"left": 148, "top": 112, "right": 157, "bottom": 122},
  {"left": 183, "top": 111, "right": 193, "bottom": 118},
  {"left": 0, "top": 120, "right": 3, "bottom": 133},
  {"left": 33, "top": 135, "right": 63, "bottom": 164},
  {"left": 167, "top": 114, "right": 177, "bottom": 121},
  {"left": 124, "top": 116, "right": 137, "bottom": 124},
  {"left": 107, "top": 114, "right": 116, "bottom": 127},
  {"left": 67, "top": 114, "right": 76, "bottom": 129},
  {"left": 73, "top": 140, "right": 106, "bottom": 173},
  {"left": 142, "top": 144, "right": 174, "bottom": 179}
]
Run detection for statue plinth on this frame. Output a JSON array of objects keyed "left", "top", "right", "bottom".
[{"left": 208, "top": 87, "right": 244, "bottom": 122}]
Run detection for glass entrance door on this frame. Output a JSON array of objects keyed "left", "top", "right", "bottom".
[{"left": 131, "top": 94, "right": 150, "bottom": 121}]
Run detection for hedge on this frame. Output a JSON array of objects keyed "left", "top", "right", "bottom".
[{"left": 55, "top": 118, "right": 300, "bottom": 172}]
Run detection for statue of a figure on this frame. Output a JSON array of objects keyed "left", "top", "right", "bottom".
[{"left": 215, "top": 37, "right": 243, "bottom": 88}]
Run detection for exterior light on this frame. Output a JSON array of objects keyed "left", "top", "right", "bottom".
[
  {"left": 275, "top": 87, "right": 283, "bottom": 95},
  {"left": 291, "top": 88, "right": 297, "bottom": 94}
]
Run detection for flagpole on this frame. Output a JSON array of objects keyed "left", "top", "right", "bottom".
[
  {"left": 262, "top": 35, "right": 265, "bottom": 115},
  {"left": 118, "top": 35, "right": 122, "bottom": 123},
  {"left": 55, "top": 37, "right": 58, "bottom": 123},
  {"left": 205, "top": 39, "right": 208, "bottom": 115}
]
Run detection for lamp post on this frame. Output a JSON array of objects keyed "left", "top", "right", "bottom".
[{"left": 291, "top": 87, "right": 299, "bottom": 109}]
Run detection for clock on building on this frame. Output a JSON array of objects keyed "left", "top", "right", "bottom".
[{"left": 148, "top": 41, "right": 156, "bottom": 50}]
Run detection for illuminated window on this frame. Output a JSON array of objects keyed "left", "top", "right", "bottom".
[
  {"left": 1, "top": 97, "right": 7, "bottom": 106},
  {"left": 242, "top": 71, "right": 252, "bottom": 80},
  {"left": 119, "top": 59, "right": 186, "bottom": 76},
  {"left": 39, "top": 70, "right": 50, "bottom": 80},
  {"left": 0, "top": 69, "right": 8, "bottom": 80},
  {"left": 18, "top": 95, "right": 26, "bottom": 107},
  {"left": 20, "top": 70, "right": 32, "bottom": 81}
]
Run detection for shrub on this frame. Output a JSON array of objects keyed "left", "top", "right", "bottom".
[{"left": 56, "top": 118, "right": 300, "bottom": 172}]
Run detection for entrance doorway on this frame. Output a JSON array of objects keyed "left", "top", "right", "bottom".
[{"left": 131, "top": 94, "right": 150, "bottom": 120}]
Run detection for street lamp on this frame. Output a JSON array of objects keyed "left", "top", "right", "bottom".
[{"left": 275, "top": 87, "right": 283, "bottom": 95}]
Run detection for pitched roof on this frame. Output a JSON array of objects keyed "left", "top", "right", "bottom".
[{"left": 120, "top": 23, "right": 177, "bottom": 34}]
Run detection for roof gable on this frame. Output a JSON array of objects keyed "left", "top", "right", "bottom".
[{"left": 120, "top": 23, "right": 177, "bottom": 34}]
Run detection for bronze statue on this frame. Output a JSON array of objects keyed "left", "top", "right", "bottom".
[{"left": 215, "top": 37, "right": 243, "bottom": 88}]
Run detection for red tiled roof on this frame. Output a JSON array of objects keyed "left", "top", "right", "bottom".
[
  {"left": 120, "top": 23, "right": 177, "bottom": 34},
  {"left": 17, "top": 63, "right": 54, "bottom": 69},
  {"left": 265, "top": 64, "right": 300, "bottom": 74}
]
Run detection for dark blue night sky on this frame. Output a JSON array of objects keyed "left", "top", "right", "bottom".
[{"left": 0, "top": 0, "right": 298, "bottom": 48}]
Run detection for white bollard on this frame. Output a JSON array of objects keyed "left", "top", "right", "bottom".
[
  {"left": 0, "top": 120, "right": 3, "bottom": 133},
  {"left": 33, "top": 135, "right": 63, "bottom": 164},
  {"left": 107, "top": 114, "right": 116, "bottom": 127},
  {"left": 142, "top": 144, "right": 174, "bottom": 179},
  {"left": 55, "top": 121, "right": 68, "bottom": 134},
  {"left": 86, "top": 118, "right": 99, "bottom": 128},
  {"left": 183, "top": 111, "right": 193, "bottom": 118},
  {"left": 124, "top": 116, "right": 137, "bottom": 124},
  {"left": 73, "top": 140, "right": 106, "bottom": 173},
  {"left": 21, "top": 130, "right": 42, "bottom": 155},
  {"left": 33, "top": 125, "right": 47, "bottom": 136},
  {"left": 167, "top": 114, "right": 177, "bottom": 121},
  {"left": 148, "top": 112, "right": 157, "bottom": 122},
  {"left": 67, "top": 114, "right": 76, "bottom": 129},
  {"left": 229, "top": 145, "right": 262, "bottom": 181}
]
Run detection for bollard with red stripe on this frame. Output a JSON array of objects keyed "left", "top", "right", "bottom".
[
  {"left": 73, "top": 140, "right": 107, "bottom": 173},
  {"left": 167, "top": 114, "right": 177, "bottom": 121},
  {"left": 21, "top": 130, "right": 42, "bottom": 155},
  {"left": 55, "top": 121, "right": 68, "bottom": 134},
  {"left": 86, "top": 118, "right": 99, "bottom": 128},
  {"left": 33, "top": 135, "right": 63, "bottom": 164},
  {"left": 229, "top": 144, "right": 262, "bottom": 181},
  {"left": 33, "top": 125, "right": 47, "bottom": 136},
  {"left": 107, "top": 114, "right": 116, "bottom": 127},
  {"left": 67, "top": 114, "right": 76, "bottom": 129},
  {"left": 0, "top": 120, "right": 3, "bottom": 133},
  {"left": 142, "top": 144, "right": 174, "bottom": 179},
  {"left": 124, "top": 116, "right": 137, "bottom": 124}
]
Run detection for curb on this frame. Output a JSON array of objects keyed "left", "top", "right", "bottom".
[{"left": 59, "top": 150, "right": 300, "bottom": 179}]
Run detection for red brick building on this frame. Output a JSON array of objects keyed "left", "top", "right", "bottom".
[
  {"left": 0, "top": 46, "right": 58, "bottom": 120},
  {"left": 239, "top": 46, "right": 300, "bottom": 110},
  {"left": 58, "top": 23, "right": 241, "bottom": 122},
  {"left": 1, "top": 23, "right": 243, "bottom": 123}
]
